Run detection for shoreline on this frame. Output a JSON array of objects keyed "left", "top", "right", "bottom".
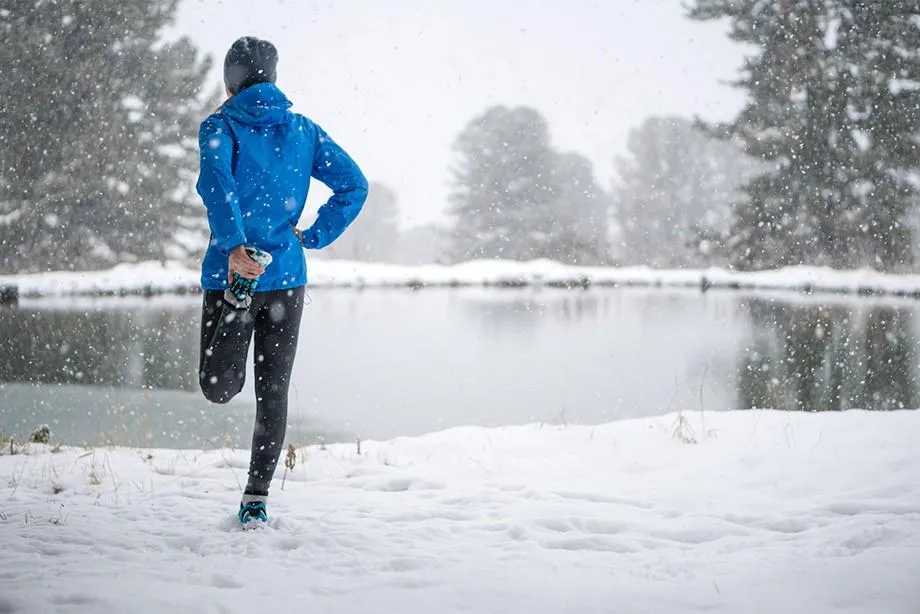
[{"left": 3, "top": 258, "right": 920, "bottom": 301}]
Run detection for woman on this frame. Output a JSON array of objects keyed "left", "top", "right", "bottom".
[{"left": 196, "top": 36, "right": 368, "bottom": 527}]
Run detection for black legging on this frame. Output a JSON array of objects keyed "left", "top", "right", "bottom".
[{"left": 198, "top": 286, "right": 305, "bottom": 496}]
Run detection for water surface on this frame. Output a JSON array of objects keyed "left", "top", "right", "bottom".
[{"left": 1, "top": 288, "right": 916, "bottom": 449}]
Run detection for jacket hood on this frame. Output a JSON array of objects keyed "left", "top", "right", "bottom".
[{"left": 221, "top": 82, "right": 292, "bottom": 126}]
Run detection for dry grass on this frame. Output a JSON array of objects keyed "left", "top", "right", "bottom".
[
  {"left": 671, "top": 410, "right": 698, "bottom": 445},
  {"left": 281, "top": 443, "right": 298, "bottom": 491},
  {"left": 0, "top": 431, "right": 16, "bottom": 456}
]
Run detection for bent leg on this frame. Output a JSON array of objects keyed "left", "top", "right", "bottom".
[
  {"left": 244, "top": 287, "right": 305, "bottom": 495},
  {"left": 199, "top": 290, "right": 256, "bottom": 404}
]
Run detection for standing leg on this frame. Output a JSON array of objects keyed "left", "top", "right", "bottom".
[
  {"left": 244, "top": 286, "right": 305, "bottom": 496},
  {"left": 199, "top": 290, "right": 257, "bottom": 404}
]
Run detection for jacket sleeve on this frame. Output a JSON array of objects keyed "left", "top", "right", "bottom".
[
  {"left": 300, "top": 124, "right": 369, "bottom": 250},
  {"left": 196, "top": 116, "right": 247, "bottom": 254}
]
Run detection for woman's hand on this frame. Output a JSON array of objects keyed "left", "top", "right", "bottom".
[
  {"left": 227, "top": 245, "right": 265, "bottom": 282},
  {"left": 291, "top": 224, "right": 304, "bottom": 246}
]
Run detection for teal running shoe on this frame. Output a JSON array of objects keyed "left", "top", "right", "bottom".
[{"left": 238, "top": 500, "right": 268, "bottom": 527}]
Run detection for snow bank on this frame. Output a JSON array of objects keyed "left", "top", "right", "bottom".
[
  {"left": 2, "top": 409, "right": 918, "bottom": 613},
  {"left": 0, "top": 261, "right": 200, "bottom": 298},
  {"left": 4, "top": 259, "right": 920, "bottom": 299}
]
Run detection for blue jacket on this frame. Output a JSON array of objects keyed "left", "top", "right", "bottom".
[{"left": 196, "top": 82, "right": 368, "bottom": 291}]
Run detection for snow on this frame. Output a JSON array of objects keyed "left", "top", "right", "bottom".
[
  {"left": 2, "top": 409, "right": 919, "bottom": 613},
  {"left": 5, "top": 259, "right": 920, "bottom": 300}
]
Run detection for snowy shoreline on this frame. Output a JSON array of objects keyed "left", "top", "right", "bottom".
[
  {"left": 4, "top": 258, "right": 920, "bottom": 300},
  {"left": 2, "top": 409, "right": 918, "bottom": 613}
]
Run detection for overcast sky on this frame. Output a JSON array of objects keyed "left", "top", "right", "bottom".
[{"left": 171, "top": 0, "right": 749, "bottom": 229}]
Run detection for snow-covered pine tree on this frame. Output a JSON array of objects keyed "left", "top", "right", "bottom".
[
  {"left": 688, "top": 0, "right": 920, "bottom": 272},
  {"left": 447, "top": 106, "right": 558, "bottom": 262},
  {"left": 546, "top": 152, "right": 611, "bottom": 265},
  {"left": 0, "top": 0, "right": 216, "bottom": 273},
  {"left": 447, "top": 105, "right": 610, "bottom": 264},
  {"left": 612, "top": 116, "right": 765, "bottom": 268}
]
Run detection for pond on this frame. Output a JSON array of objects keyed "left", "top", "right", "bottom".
[{"left": 1, "top": 288, "right": 917, "bottom": 450}]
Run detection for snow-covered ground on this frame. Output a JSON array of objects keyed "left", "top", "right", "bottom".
[
  {"left": 5, "top": 258, "right": 920, "bottom": 299},
  {"left": 2, "top": 409, "right": 918, "bottom": 613}
]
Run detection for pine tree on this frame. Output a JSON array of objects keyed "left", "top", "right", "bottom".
[
  {"left": 613, "top": 116, "right": 765, "bottom": 267},
  {"left": 447, "top": 105, "right": 609, "bottom": 264},
  {"left": 0, "top": 0, "right": 216, "bottom": 273},
  {"left": 688, "top": 0, "right": 920, "bottom": 272},
  {"left": 548, "top": 152, "right": 611, "bottom": 264},
  {"left": 447, "top": 106, "right": 558, "bottom": 262}
]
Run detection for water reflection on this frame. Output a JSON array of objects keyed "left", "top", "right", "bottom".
[
  {"left": 454, "top": 290, "right": 611, "bottom": 332},
  {"left": 0, "top": 299, "right": 345, "bottom": 448},
  {"left": 0, "top": 303, "right": 199, "bottom": 390},
  {"left": 740, "top": 299, "right": 918, "bottom": 411}
]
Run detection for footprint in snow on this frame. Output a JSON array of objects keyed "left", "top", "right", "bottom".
[{"left": 211, "top": 573, "right": 243, "bottom": 589}]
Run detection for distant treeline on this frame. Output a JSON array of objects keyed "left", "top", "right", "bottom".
[{"left": 3, "top": 1, "right": 919, "bottom": 273}]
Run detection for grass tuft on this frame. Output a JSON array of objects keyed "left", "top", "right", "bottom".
[
  {"left": 671, "top": 410, "right": 698, "bottom": 445},
  {"left": 0, "top": 431, "right": 13, "bottom": 455}
]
